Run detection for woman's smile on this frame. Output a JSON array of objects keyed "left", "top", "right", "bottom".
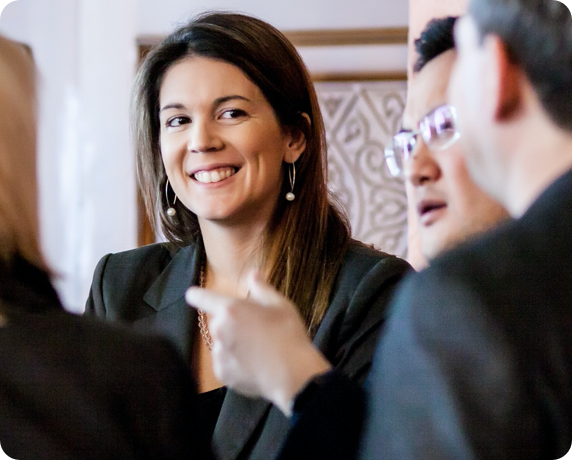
[{"left": 190, "top": 166, "right": 239, "bottom": 184}]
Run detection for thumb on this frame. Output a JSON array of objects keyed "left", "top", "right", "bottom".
[{"left": 247, "top": 271, "right": 286, "bottom": 307}]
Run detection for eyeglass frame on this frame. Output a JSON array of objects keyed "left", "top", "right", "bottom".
[{"left": 384, "top": 104, "right": 461, "bottom": 177}]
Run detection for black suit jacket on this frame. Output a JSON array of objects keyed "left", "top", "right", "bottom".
[
  {"left": 0, "top": 257, "right": 202, "bottom": 460},
  {"left": 361, "top": 168, "right": 572, "bottom": 459},
  {"left": 282, "top": 169, "right": 572, "bottom": 460},
  {"left": 86, "top": 239, "right": 411, "bottom": 460}
]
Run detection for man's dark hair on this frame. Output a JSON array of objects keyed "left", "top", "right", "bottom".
[
  {"left": 469, "top": 0, "right": 572, "bottom": 131},
  {"left": 413, "top": 16, "right": 458, "bottom": 73}
]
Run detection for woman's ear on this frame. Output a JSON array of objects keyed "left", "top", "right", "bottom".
[{"left": 284, "top": 113, "right": 311, "bottom": 163}]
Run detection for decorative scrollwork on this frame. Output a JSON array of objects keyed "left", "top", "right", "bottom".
[{"left": 317, "top": 81, "right": 408, "bottom": 258}]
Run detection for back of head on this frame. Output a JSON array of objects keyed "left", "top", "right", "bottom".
[
  {"left": 469, "top": 0, "right": 572, "bottom": 131},
  {"left": 0, "top": 35, "right": 46, "bottom": 271}
]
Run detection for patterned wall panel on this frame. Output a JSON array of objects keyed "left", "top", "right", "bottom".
[{"left": 315, "top": 80, "right": 408, "bottom": 258}]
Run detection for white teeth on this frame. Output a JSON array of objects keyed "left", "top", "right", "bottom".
[{"left": 194, "top": 167, "right": 236, "bottom": 184}]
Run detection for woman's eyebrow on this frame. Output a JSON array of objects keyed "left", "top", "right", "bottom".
[
  {"left": 214, "top": 95, "right": 251, "bottom": 106},
  {"left": 159, "top": 96, "right": 251, "bottom": 114},
  {"left": 159, "top": 103, "right": 186, "bottom": 114}
]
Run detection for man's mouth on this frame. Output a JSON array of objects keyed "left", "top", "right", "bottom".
[
  {"left": 418, "top": 201, "right": 447, "bottom": 216},
  {"left": 417, "top": 200, "right": 447, "bottom": 225},
  {"left": 192, "top": 166, "right": 238, "bottom": 184}
]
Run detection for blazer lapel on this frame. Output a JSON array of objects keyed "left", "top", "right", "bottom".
[
  {"left": 143, "top": 243, "right": 202, "bottom": 310},
  {"left": 137, "top": 241, "right": 204, "bottom": 361},
  {"left": 212, "top": 390, "right": 272, "bottom": 460},
  {"left": 210, "top": 278, "right": 343, "bottom": 460},
  {"left": 139, "top": 238, "right": 273, "bottom": 460}
]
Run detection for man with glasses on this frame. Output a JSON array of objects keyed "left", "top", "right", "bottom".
[{"left": 386, "top": 17, "right": 508, "bottom": 263}]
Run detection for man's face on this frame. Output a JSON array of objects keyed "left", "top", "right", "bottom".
[
  {"left": 449, "top": 15, "right": 504, "bottom": 201},
  {"left": 403, "top": 49, "right": 508, "bottom": 260}
]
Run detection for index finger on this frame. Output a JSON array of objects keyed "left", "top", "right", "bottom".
[{"left": 185, "top": 287, "right": 235, "bottom": 314}]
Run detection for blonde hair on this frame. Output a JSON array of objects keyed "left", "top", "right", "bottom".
[{"left": 0, "top": 35, "right": 48, "bottom": 271}]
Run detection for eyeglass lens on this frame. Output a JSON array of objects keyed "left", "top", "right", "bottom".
[
  {"left": 421, "top": 105, "right": 460, "bottom": 151},
  {"left": 384, "top": 105, "right": 460, "bottom": 177}
]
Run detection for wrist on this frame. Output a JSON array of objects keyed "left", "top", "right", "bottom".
[{"left": 271, "top": 346, "right": 332, "bottom": 416}]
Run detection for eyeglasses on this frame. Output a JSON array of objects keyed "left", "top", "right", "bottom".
[{"left": 384, "top": 104, "right": 461, "bottom": 177}]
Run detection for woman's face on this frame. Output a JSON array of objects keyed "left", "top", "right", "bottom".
[{"left": 159, "top": 56, "right": 303, "bottom": 227}]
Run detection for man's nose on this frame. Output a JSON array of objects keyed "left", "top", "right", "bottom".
[{"left": 404, "top": 140, "right": 442, "bottom": 187}]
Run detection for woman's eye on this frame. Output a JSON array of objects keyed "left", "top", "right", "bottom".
[
  {"left": 166, "top": 116, "right": 190, "bottom": 128},
  {"left": 220, "top": 109, "right": 247, "bottom": 119}
]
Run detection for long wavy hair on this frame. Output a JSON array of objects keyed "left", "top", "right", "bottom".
[{"left": 132, "top": 12, "right": 350, "bottom": 333}]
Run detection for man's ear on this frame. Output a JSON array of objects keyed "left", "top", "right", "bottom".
[
  {"left": 284, "top": 113, "right": 310, "bottom": 163},
  {"left": 485, "top": 35, "right": 521, "bottom": 121}
]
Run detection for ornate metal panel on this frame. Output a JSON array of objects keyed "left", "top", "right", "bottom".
[{"left": 316, "top": 80, "right": 408, "bottom": 258}]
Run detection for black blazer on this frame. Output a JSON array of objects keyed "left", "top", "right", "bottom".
[
  {"left": 86, "top": 239, "right": 411, "bottom": 460},
  {"left": 0, "top": 257, "right": 204, "bottom": 460},
  {"left": 361, "top": 168, "right": 572, "bottom": 459},
  {"left": 280, "top": 169, "right": 572, "bottom": 460}
]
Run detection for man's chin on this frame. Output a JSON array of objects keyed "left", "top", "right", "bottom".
[
  {"left": 425, "top": 230, "right": 484, "bottom": 261},
  {"left": 420, "top": 240, "right": 446, "bottom": 262},
  {"left": 420, "top": 221, "right": 451, "bottom": 260},
  {"left": 420, "top": 230, "right": 461, "bottom": 261}
]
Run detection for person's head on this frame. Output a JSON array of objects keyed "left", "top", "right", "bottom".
[
  {"left": 387, "top": 17, "right": 508, "bottom": 260},
  {"left": 450, "top": 0, "right": 572, "bottom": 214},
  {"left": 134, "top": 12, "right": 327, "bottom": 244},
  {"left": 0, "top": 35, "right": 47, "bottom": 272},
  {"left": 133, "top": 12, "right": 349, "bottom": 332}
]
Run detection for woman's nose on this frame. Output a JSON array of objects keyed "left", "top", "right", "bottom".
[{"left": 186, "top": 119, "right": 224, "bottom": 153}]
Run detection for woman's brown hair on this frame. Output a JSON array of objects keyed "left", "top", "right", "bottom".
[
  {"left": 133, "top": 12, "right": 350, "bottom": 333},
  {"left": 0, "top": 35, "right": 48, "bottom": 272}
]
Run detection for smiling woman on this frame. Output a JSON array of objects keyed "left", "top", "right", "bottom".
[
  {"left": 86, "top": 11, "right": 410, "bottom": 460},
  {"left": 158, "top": 57, "right": 303, "bottom": 227}
]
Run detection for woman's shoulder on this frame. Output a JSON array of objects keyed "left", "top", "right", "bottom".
[
  {"left": 101, "top": 242, "right": 176, "bottom": 267},
  {"left": 96, "top": 240, "right": 202, "bottom": 273},
  {"left": 343, "top": 239, "right": 411, "bottom": 275},
  {"left": 86, "top": 241, "right": 201, "bottom": 318},
  {"left": 330, "top": 239, "right": 412, "bottom": 311},
  {"left": 319, "top": 240, "right": 411, "bottom": 381}
]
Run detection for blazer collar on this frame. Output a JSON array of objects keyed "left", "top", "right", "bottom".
[
  {"left": 143, "top": 238, "right": 205, "bottom": 312},
  {"left": 138, "top": 238, "right": 204, "bottom": 361}
]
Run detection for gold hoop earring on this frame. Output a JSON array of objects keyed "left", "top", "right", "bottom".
[
  {"left": 165, "top": 179, "right": 177, "bottom": 217},
  {"left": 285, "top": 162, "right": 296, "bottom": 202}
]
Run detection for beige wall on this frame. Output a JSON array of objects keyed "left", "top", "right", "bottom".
[{"left": 406, "top": 0, "right": 468, "bottom": 270}]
